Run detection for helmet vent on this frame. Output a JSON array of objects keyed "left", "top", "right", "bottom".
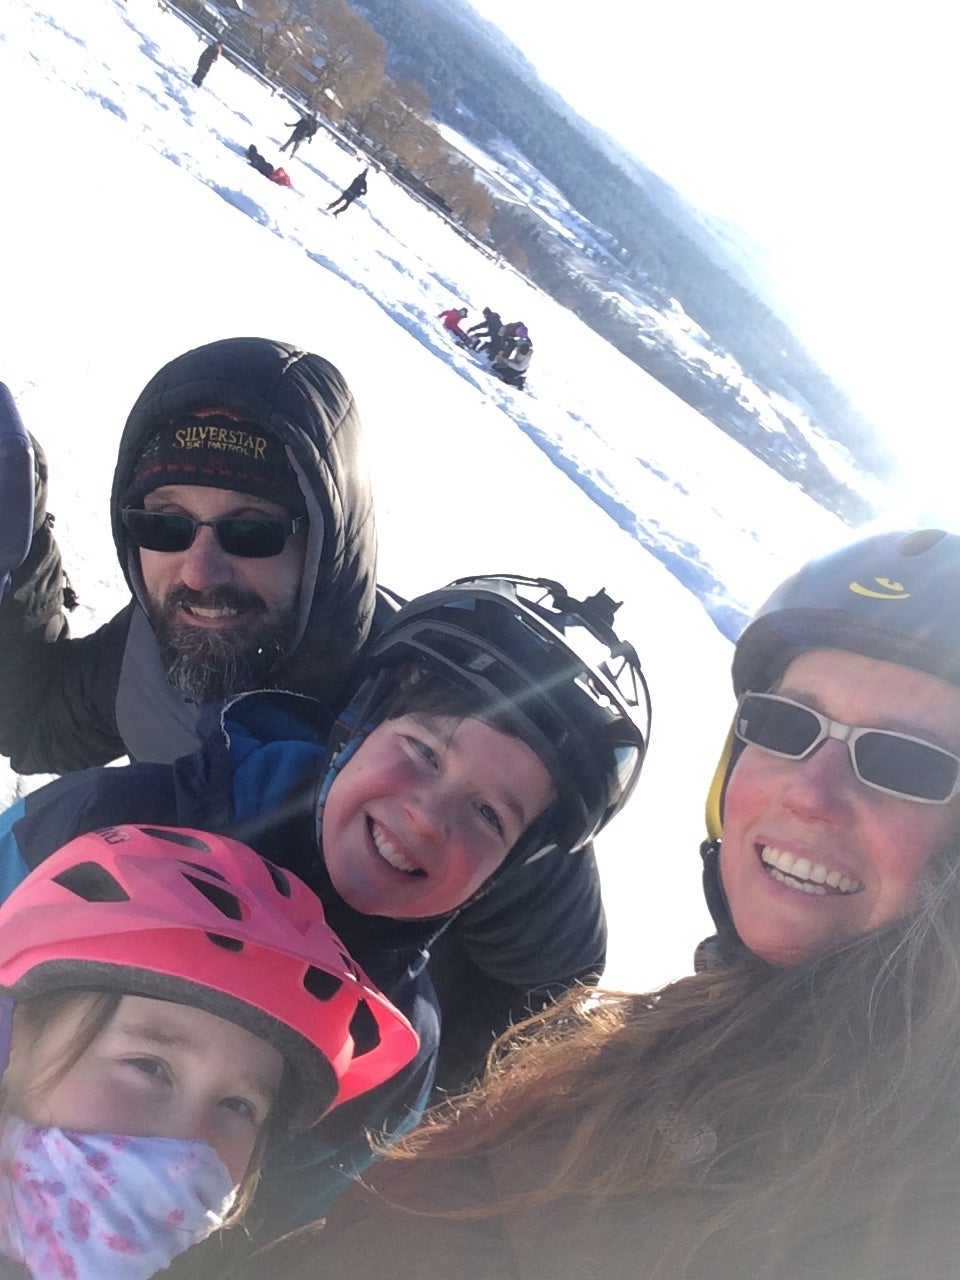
[
  {"left": 184, "top": 874, "right": 243, "bottom": 920},
  {"left": 348, "top": 999, "right": 381, "bottom": 1055},
  {"left": 52, "top": 862, "right": 130, "bottom": 903},
  {"left": 206, "top": 932, "right": 243, "bottom": 952},
  {"left": 180, "top": 860, "right": 228, "bottom": 882},
  {"left": 265, "top": 862, "right": 292, "bottom": 898},
  {"left": 139, "top": 827, "right": 212, "bottom": 853},
  {"left": 303, "top": 966, "right": 342, "bottom": 1001}
]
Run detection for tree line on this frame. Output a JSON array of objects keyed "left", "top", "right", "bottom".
[
  {"left": 182, "top": 0, "right": 891, "bottom": 516},
  {"left": 198, "top": 0, "right": 494, "bottom": 236}
]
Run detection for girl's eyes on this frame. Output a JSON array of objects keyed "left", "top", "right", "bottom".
[
  {"left": 220, "top": 1096, "right": 259, "bottom": 1124},
  {"left": 123, "top": 1057, "right": 171, "bottom": 1084},
  {"left": 123, "top": 1061, "right": 262, "bottom": 1124}
]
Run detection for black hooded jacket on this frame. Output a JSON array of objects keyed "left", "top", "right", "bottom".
[{"left": 0, "top": 338, "right": 378, "bottom": 772}]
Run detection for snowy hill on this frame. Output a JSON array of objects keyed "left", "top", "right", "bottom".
[{"left": 350, "top": 0, "right": 894, "bottom": 517}]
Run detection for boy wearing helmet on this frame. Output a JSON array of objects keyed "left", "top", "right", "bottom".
[
  {"left": 0, "top": 825, "right": 416, "bottom": 1280},
  {"left": 0, "top": 577, "right": 649, "bottom": 1255}
]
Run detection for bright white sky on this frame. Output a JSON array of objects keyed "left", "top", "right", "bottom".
[{"left": 469, "top": 1, "right": 959, "bottom": 487}]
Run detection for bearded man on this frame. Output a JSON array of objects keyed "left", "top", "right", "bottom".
[{"left": 0, "top": 337, "right": 377, "bottom": 770}]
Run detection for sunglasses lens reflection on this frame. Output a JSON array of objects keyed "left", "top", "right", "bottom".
[
  {"left": 855, "top": 732, "right": 959, "bottom": 802},
  {"left": 737, "top": 695, "right": 820, "bottom": 756}
]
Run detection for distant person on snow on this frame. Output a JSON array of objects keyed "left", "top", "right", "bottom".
[
  {"left": 279, "top": 114, "right": 319, "bottom": 158},
  {"left": 467, "top": 307, "right": 501, "bottom": 351},
  {"left": 327, "top": 168, "right": 368, "bottom": 216},
  {"left": 246, "top": 143, "right": 292, "bottom": 188},
  {"left": 191, "top": 39, "right": 221, "bottom": 87},
  {"left": 492, "top": 336, "right": 533, "bottom": 388},
  {"left": 488, "top": 320, "right": 527, "bottom": 361},
  {"left": 438, "top": 307, "right": 471, "bottom": 344}
]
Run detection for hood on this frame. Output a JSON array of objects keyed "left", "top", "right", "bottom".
[{"left": 110, "top": 337, "right": 378, "bottom": 705}]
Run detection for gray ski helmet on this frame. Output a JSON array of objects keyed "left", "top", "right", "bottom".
[
  {"left": 351, "top": 576, "right": 651, "bottom": 859},
  {"left": 702, "top": 529, "right": 960, "bottom": 946},
  {"left": 733, "top": 529, "right": 960, "bottom": 698}
]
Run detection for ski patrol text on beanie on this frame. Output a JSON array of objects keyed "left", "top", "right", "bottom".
[{"left": 173, "top": 423, "right": 268, "bottom": 459}]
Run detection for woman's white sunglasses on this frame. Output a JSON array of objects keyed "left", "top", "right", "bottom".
[{"left": 735, "top": 691, "right": 960, "bottom": 804}]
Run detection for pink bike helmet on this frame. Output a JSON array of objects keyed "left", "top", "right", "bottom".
[{"left": 0, "top": 825, "right": 419, "bottom": 1129}]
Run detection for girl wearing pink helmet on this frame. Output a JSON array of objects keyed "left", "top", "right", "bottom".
[{"left": 0, "top": 824, "right": 417, "bottom": 1280}]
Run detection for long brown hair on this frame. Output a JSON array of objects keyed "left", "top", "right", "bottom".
[{"left": 369, "top": 844, "right": 960, "bottom": 1267}]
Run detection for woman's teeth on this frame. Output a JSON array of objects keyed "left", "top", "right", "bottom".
[
  {"left": 370, "top": 822, "right": 425, "bottom": 876},
  {"left": 760, "top": 846, "right": 862, "bottom": 896}
]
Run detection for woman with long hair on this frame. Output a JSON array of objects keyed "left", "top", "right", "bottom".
[{"left": 233, "top": 529, "right": 960, "bottom": 1280}]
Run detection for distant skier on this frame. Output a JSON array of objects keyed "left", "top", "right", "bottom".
[
  {"left": 467, "top": 306, "right": 502, "bottom": 352},
  {"left": 279, "top": 114, "right": 319, "bottom": 158},
  {"left": 438, "top": 307, "right": 471, "bottom": 345},
  {"left": 191, "top": 40, "right": 221, "bottom": 87},
  {"left": 327, "top": 168, "right": 368, "bottom": 216}
]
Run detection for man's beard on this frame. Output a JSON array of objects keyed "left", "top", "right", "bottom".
[{"left": 148, "top": 584, "right": 300, "bottom": 702}]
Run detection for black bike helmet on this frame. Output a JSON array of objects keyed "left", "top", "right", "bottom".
[
  {"left": 329, "top": 576, "right": 651, "bottom": 864},
  {"left": 701, "top": 529, "right": 960, "bottom": 946}
]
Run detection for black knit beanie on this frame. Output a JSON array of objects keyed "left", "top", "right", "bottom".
[{"left": 122, "top": 408, "right": 305, "bottom": 512}]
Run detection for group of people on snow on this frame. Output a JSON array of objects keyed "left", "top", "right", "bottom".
[
  {"left": 185, "top": 38, "right": 368, "bottom": 217},
  {"left": 1, "top": 331, "right": 960, "bottom": 1280},
  {"left": 245, "top": 104, "right": 367, "bottom": 214},
  {"left": 438, "top": 305, "right": 534, "bottom": 387}
]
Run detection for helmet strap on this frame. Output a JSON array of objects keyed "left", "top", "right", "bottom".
[
  {"left": 314, "top": 668, "right": 401, "bottom": 845},
  {"left": 699, "top": 836, "right": 749, "bottom": 960}
]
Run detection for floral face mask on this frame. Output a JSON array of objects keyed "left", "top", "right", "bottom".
[{"left": 0, "top": 1116, "right": 235, "bottom": 1279}]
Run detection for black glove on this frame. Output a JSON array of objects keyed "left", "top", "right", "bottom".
[{"left": 0, "top": 384, "right": 36, "bottom": 594}]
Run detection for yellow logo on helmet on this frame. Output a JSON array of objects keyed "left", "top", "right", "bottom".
[{"left": 849, "top": 577, "right": 910, "bottom": 600}]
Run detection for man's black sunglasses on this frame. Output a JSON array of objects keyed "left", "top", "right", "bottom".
[
  {"left": 121, "top": 509, "right": 306, "bottom": 559},
  {"left": 735, "top": 691, "right": 960, "bottom": 804}
]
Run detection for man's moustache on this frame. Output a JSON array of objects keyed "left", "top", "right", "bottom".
[{"left": 163, "top": 585, "right": 267, "bottom": 614}]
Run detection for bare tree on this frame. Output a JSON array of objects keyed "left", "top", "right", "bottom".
[
  {"left": 244, "top": 0, "right": 310, "bottom": 79},
  {"left": 351, "top": 78, "right": 430, "bottom": 162},
  {"left": 305, "top": 0, "right": 386, "bottom": 119},
  {"left": 439, "top": 164, "right": 494, "bottom": 237}
]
